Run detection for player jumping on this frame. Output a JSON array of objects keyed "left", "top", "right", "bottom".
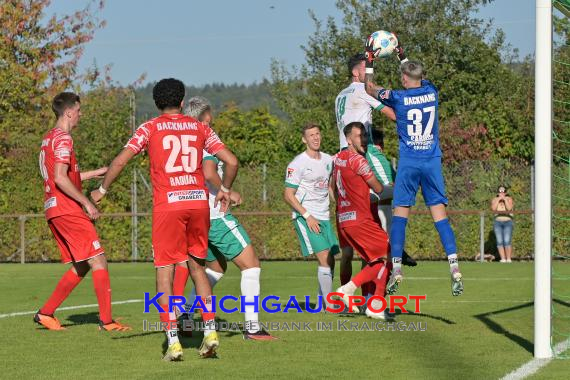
[
  {"left": 334, "top": 53, "right": 416, "bottom": 302},
  {"left": 180, "top": 96, "right": 276, "bottom": 340},
  {"left": 333, "top": 122, "right": 391, "bottom": 319},
  {"left": 365, "top": 42, "right": 464, "bottom": 296},
  {"left": 91, "top": 79, "right": 239, "bottom": 361},
  {"left": 35, "top": 92, "right": 130, "bottom": 332},
  {"left": 284, "top": 123, "right": 339, "bottom": 310}
]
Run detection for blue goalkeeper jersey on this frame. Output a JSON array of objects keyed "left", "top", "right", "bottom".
[{"left": 378, "top": 79, "right": 442, "bottom": 159}]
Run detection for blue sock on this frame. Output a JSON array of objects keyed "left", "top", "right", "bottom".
[
  {"left": 434, "top": 218, "right": 457, "bottom": 256},
  {"left": 390, "top": 216, "right": 408, "bottom": 264}
]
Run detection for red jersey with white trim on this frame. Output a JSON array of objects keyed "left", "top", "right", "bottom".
[
  {"left": 333, "top": 149, "right": 375, "bottom": 227},
  {"left": 39, "top": 128, "right": 83, "bottom": 220},
  {"left": 126, "top": 113, "right": 225, "bottom": 211}
]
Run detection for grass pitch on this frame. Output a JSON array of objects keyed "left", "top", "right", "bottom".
[{"left": 0, "top": 261, "right": 568, "bottom": 379}]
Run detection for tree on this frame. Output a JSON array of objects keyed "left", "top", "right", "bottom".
[{"left": 271, "top": 0, "right": 534, "bottom": 162}]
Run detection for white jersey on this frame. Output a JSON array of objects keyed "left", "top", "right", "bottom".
[
  {"left": 285, "top": 151, "right": 333, "bottom": 220},
  {"left": 203, "top": 150, "right": 226, "bottom": 220},
  {"left": 335, "top": 82, "right": 384, "bottom": 149}
]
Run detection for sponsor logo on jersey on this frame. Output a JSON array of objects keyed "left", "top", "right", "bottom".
[
  {"left": 92, "top": 240, "right": 101, "bottom": 250},
  {"left": 44, "top": 197, "right": 57, "bottom": 210},
  {"left": 287, "top": 168, "right": 295, "bottom": 178},
  {"left": 379, "top": 89, "right": 391, "bottom": 100},
  {"left": 338, "top": 211, "right": 356, "bottom": 223},
  {"left": 340, "top": 200, "right": 351, "bottom": 207},
  {"left": 167, "top": 189, "right": 207, "bottom": 203}
]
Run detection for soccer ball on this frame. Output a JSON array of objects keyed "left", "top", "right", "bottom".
[{"left": 366, "top": 30, "right": 398, "bottom": 59}]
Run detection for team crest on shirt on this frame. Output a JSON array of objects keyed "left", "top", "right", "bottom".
[
  {"left": 92, "top": 240, "right": 101, "bottom": 250},
  {"left": 379, "top": 89, "right": 390, "bottom": 100},
  {"left": 287, "top": 168, "right": 295, "bottom": 178}
]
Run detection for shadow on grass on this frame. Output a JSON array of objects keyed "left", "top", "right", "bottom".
[
  {"left": 474, "top": 302, "right": 533, "bottom": 354},
  {"left": 64, "top": 312, "right": 100, "bottom": 326},
  {"left": 394, "top": 309, "right": 456, "bottom": 324}
]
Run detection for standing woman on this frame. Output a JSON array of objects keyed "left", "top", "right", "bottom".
[{"left": 491, "top": 186, "right": 514, "bottom": 263}]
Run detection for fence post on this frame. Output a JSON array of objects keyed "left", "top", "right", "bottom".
[
  {"left": 479, "top": 211, "right": 485, "bottom": 263},
  {"left": 19, "top": 216, "right": 26, "bottom": 264},
  {"left": 262, "top": 163, "right": 267, "bottom": 203}
]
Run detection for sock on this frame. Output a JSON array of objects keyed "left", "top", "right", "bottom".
[
  {"left": 92, "top": 269, "right": 112, "bottom": 324},
  {"left": 352, "top": 261, "right": 384, "bottom": 288},
  {"left": 373, "top": 264, "right": 389, "bottom": 297},
  {"left": 159, "top": 304, "right": 179, "bottom": 345},
  {"left": 173, "top": 265, "right": 189, "bottom": 298},
  {"left": 317, "top": 266, "right": 333, "bottom": 300},
  {"left": 390, "top": 216, "right": 408, "bottom": 269},
  {"left": 378, "top": 204, "right": 392, "bottom": 232},
  {"left": 341, "top": 281, "right": 358, "bottom": 295},
  {"left": 201, "top": 295, "right": 216, "bottom": 337},
  {"left": 448, "top": 253, "right": 459, "bottom": 274},
  {"left": 241, "top": 267, "right": 261, "bottom": 333},
  {"left": 361, "top": 281, "right": 376, "bottom": 298},
  {"left": 185, "top": 268, "right": 224, "bottom": 315},
  {"left": 40, "top": 269, "right": 83, "bottom": 315},
  {"left": 434, "top": 218, "right": 457, "bottom": 256}
]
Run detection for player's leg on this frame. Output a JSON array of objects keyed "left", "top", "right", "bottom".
[
  {"left": 184, "top": 252, "right": 225, "bottom": 318},
  {"left": 422, "top": 156, "right": 463, "bottom": 296},
  {"left": 389, "top": 158, "right": 420, "bottom": 293},
  {"left": 35, "top": 218, "right": 85, "bottom": 330},
  {"left": 156, "top": 264, "right": 183, "bottom": 361},
  {"left": 336, "top": 221, "right": 389, "bottom": 313},
  {"left": 185, "top": 208, "right": 218, "bottom": 358},
  {"left": 365, "top": 260, "right": 394, "bottom": 320}
]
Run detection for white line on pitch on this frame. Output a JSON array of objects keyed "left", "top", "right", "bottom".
[
  {"left": 500, "top": 338, "right": 570, "bottom": 380},
  {"left": 0, "top": 299, "right": 143, "bottom": 319}
]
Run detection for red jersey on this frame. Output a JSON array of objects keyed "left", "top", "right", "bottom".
[
  {"left": 333, "top": 149, "right": 375, "bottom": 227},
  {"left": 126, "top": 113, "right": 225, "bottom": 212},
  {"left": 39, "top": 128, "right": 83, "bottom": 220}
]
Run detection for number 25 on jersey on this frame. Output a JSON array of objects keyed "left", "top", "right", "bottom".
[{"left": 163, "top": 135, "right": 198, "bottom": 173}]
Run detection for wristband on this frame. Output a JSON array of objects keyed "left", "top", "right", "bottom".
[
  {"left": 302, "top": 211, "right": 311, "bottom": 219},
  {"left": 98, "top": 185, "right": 107, "bottom": 195},
  {"left": 220, "top": 185, "right": 231, "bottom": 193}
]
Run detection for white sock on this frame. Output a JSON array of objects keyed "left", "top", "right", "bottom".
[
  {"left": 392, "top": 257, "right": 402, "bottom": 271},
  {"left": 378, "top": 205, "right": 392, "bottom": 232},
  {"left": 448, "top": 254, "right": 459, "bottom": 273},
  {"left": 241, "top": 267, "right": 261, "bottom": 333},
  {"left": 166, "top": 329, "right": 179, "bottom": 345},
  {"left": 317, "top": 266, "right": 333, "bottom": 302},
  {"left": 203, "top": 319, "right": 216, "bottom": 337},
  {"left": 185, "top": 268, "right": 224, "bottom": 316}
]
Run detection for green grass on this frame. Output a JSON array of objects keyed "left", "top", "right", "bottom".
[{"left": 0, "top": 261, "right": 568, "bottom": 379}]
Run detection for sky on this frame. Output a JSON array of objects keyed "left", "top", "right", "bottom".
[{"left": 46, "top": 0, "right": 537, "bottom": 87}]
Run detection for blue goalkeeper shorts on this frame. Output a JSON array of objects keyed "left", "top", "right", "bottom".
[{"left": 393, "top": 156, "right": 448, "bottom": 207}]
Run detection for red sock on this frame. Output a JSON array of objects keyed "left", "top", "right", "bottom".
[
  {"left": 373, "top": 264, "right": 389, "bottom": 297},
  {"left": 40, "top": 269, "right": 83, "bottom": 315},
  {"left": 92, "top": 269, "right": 112, "bottom": 324},
  {"left": 173, "top": 265, "right": 189, "bottom": 297},
  {"left": 352, "top": 261, "right": 384, "bottom": 288}
]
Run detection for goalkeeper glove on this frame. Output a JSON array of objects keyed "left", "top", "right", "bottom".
[{"left": 392, "top": 33, "right": 408, "bottom": 63}]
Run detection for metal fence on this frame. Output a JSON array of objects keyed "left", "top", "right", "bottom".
[{"left": 0, "top": 209, "right": 537, "bottom": 263}]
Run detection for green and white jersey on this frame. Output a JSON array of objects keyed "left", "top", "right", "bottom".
[
  {"left": 203, "top": 150, "right": 226, "bottom": 220},
  {"left": 285, "top": 151, "right": 333, "bottom": 220},
  {"left": 335, "top": 82, "right": 385, "bottom": 149}
]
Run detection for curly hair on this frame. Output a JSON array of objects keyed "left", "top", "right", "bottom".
[{"left": 152, "top": 78, "right": 185, "bottom": 110}]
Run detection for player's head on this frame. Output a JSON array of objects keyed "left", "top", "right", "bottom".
[
  {"left": 400, "top": 60, "right": 424, "bottom": 89},
  {"left": 348, "top": 53, "right": 366, "bottom": 83},
  {"left": 370, "top": 128, "right": 384, "bottom": 149},
  {"left": 343, "top": 122, "right": 367, "bottom": 154},
  {"left": 153, "top": 78, "right": 185, "bottom": 111},
  {"left": 185, "top": 96, "right": 212, "bottom": 124},
  {"left": 301, "top": 123, "right": 321, "bottom": 152},
  {"left": 497, "top": 185, "right": 507, "bottom": 195},
  {"left": 52, "top": 92, "right": 81, "bottom": 127}
]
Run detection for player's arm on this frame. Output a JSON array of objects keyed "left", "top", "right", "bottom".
[
  {"left": 80, "top": 167, "right": 108, "bottom": 181},
  {"left": 54, "top": 162, "right": 100, "bottom": 220},
  {"left": 505, "top": 197, "right": 514, "bottom": 211},
  {"left": 212, "top": 148, "right": 239, "bottom": 212},
  {"left": 90, "top": 148, "right": 137, "bottom": 204},
  {"left": 365, "top": 176, "right": 384, "bottom": 195},
  {"left": 283, "top": 187, "right": 321, "bottom": 234},
  {"left": 204, "top": 158, "right": 241, "bottom": 206},
  {"left": 490, "top": 197, "right": 500, "bottom": 211}
]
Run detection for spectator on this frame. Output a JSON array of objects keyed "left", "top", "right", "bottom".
[{"left": 491, "top": 185, "right": 514, "bottom": 263}]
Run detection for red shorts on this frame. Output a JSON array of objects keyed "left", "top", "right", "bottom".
[
  {"left": 336, "top": 215, "right": 350, "bottom": 249},
  {"left": 152, "top": 208, "right": 210, "bottom": 267},
  {"left": 48, "top": 213, "right": 105, "bottom": 264},
  {"left": 339, "top": 219, "right": 388, "bottom": 263}
]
